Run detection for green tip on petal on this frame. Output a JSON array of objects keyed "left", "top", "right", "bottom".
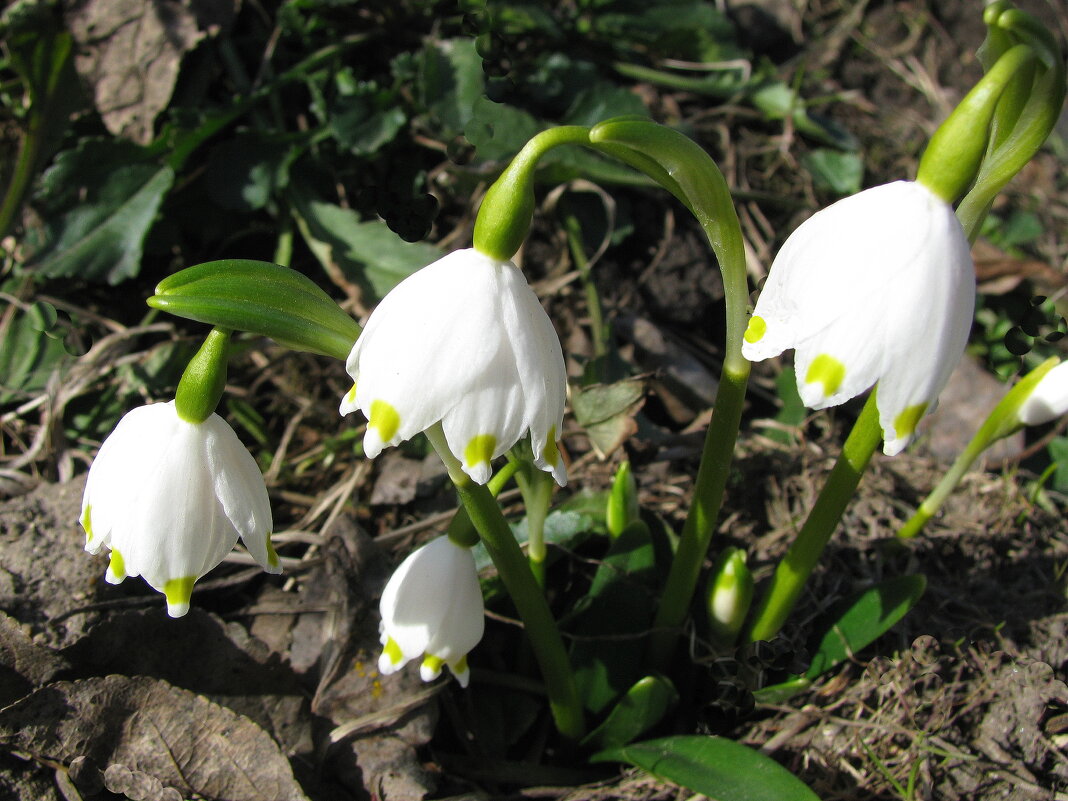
[
  {"left": 421, "top": 654, "right": 445, "bottom": 679},
  {"left": 81, "top": 505, "right": 93, "bottom": 543},
  {"left": 806, "top": 354, "right": 847, "bottom": 397},
  {"left": 369, "top": 399, "right": 401, "bottom": 443},
  {"left": 381, "top": 636, "right": 405, "bottom": 667},
  {"left": 265, "top": 537, "right": 280, "bottom": 571},
  {"left": 893, "top": 402, "right": 929, "bottom": 439},
  {"left": 105, "top": 549, "right": 126, "bottom": 583},
  {"left": 541, "top": 429, "right": 561, "bottom": 468},
  {"left": 464, "top": 433, "right": 498, "bottom": 470},
  {"left": 164, "top": 576, "right": 196, "bottom": 618},
  {"left": 344, "top": 383, "right": 357, "bottom": 406},
  {"left": 744, "top": 315, "right": 767, "bottom": 344}
]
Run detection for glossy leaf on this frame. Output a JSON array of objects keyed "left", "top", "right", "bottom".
[
  {"left": 149, "top": 260, "right": 360, "bottom": 361},
  {"left": 593, "top": 735, "right": 821, "bottom": 801},
  {"left": 805, "top": 574, "right": 927, "bottom": 678},
  {"left": 581, "top": 674, "right": 678, "bottom": 750}
]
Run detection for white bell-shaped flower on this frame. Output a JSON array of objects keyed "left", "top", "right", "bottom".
[
  {"left": 378, "top": 536, "right": 485, "bottom": 687},
  {"left": 742, "top": 180, "right": 975, "bottom": 455},
  {"left": 1017, "top": 361, "right": 1068, "bottom": 426},
  {"left": 80, "top": 401, "right": 280, "bottom": 616},
  {"left": 339, "top": 248, "right": 567, "bottom": 484}
]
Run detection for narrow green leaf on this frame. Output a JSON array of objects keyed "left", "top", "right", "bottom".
[
  {"left": 805, "top": 574, "right": 927, "bottom": 678},
  {"left": 581, "top": 675, "right": 678, "bottom": 750},
  {"left": 593, "top": 735, "right": 821, "bottom": 801},
  {"left": 149, "top": 260, "right": 360, "bottom": 361}
]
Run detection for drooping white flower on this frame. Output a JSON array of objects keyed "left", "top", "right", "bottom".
[
  {"left": 80, "top": 401, "right": 280, "bottom": 616},
  {"left": 1017, "top": 360, "right": 1068, "bottom": 426},
  {"left": 378, "top": 536, "right": 485, "bottom": 687},
  {"left": 742, "top": 180, "right": 975, "bottom": 455},
  {"left": 339, "top": 248, "right": 567, "bottom": 484}
]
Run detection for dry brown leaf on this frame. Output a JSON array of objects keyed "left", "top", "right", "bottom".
[
  {"left": 64, "top": 0, "right": 237, "bottom": 144},
  {"left": 0, "top": 675, "right": 310, "bottom": 801}
]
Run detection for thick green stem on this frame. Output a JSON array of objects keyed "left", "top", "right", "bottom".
[
  {"left": 648, "top": 362, "right": 749, "bottom": 665},
  {"left": 744, "top": 392, "right": 883, "bottom": 643},
  {"left": 425, "top": 426, "right": 584, "bottom": 740},
  {"left": 174, "top": 328, "right": 231, "bottom": 423},
  {"left": 473, "top": 126, "right": 592, "bottom": 261},
  {"left": 513, "top": 461, "right": 555, "bottom": 587},
  {"left": 586, "top": 122, "right": 752, "bottom": 669}
]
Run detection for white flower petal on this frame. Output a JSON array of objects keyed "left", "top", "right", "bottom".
[
  {"left": 378, "top": 536, "right": 484, "bottom": 686},
  {"left": 1018, "top": 361, "right": 1068, "bottom": 426},
  {"left": 80, "top": 401, "right": 278, "bottom": 614},
  {"left": 743, "top": 181, "right": 974, "bottom": 454},
  {"left": 340, "top": 248, "right": 568, "bottom": 483}
]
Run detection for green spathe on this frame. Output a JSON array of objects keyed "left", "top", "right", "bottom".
[{"left": 149, "top": 260, "right": 360, "bottom": 361}]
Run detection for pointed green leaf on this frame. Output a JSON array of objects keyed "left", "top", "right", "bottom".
[
  {"left": 593, "top": 735, "right": 821, "bottom": 800},
  {"left": 581, "top": 675, "right": 678, "bottom": 751},
  {"left": 805, "top": 574, "right": 927, "bottom": 678},
  {"left": 570, "top": 521, "right": 657, "bottom": 714},
  {"left": 149, "top": 260, "right": 360, "bottom": 361}
]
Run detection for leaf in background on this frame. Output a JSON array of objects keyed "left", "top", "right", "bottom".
[
  {"left": 289, "top": 181, "right": 440, "bottom": 302},
  {"left": 473, "top": 509, "right": 598, "bottom": 574},
  {"left": 0, "top": 675, "right": 310, "bottom": 801},
  {"left": 0, "top": 293, "right": 71, "bottom": 404},
  {"left": 204, "top": 133, "right": 293, "bottom": 212},
  {"left": 581, "top": 674, "right": 678, "bottom": 750},
  {"left": 570, "top": 521, "right": 657, "bottom": 714},
  {"left": 805, "top": 574, "right": 927, "bottom": 679},
  {"left": 65, "top": 0, "right": 235, "bottom": 144},
  {"left": 801, "top": 149, "right": 864, "bottom": 196},
  {"left": 1050, "top": 436, "right": 1068, "bottom": 493},
  {"left": 593, "top": 735, "right": 821, "bottom": 801},
  {"left": 570, "top": 377, "right": 646, "bottom": 457},
  {"left": 418, "top": 39, "right": 484, "bottom": 135},
  {"left": 564, "top": 84, "right": 648, "bottom": 127},
  {"left": 465, "top": 96, "right": 541, "bottom": 163},
  {"left": 24, "top": 139, "right": 174, "bottom": 283}
]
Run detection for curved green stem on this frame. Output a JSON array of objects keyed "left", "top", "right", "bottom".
[
  {"left": 425, "top": 425, "right": 584, "bottom": 740},
  {"left": 474, "top": 126, "right": 592, "bottom": 261},
  {"left": 587, "top": 120, "right": 752, "bottom": 667},
  {"left": 898, "top": 356, "right": 1058, "bottom": 539},
  {"left": 744, "top": 392, "right": 883, "bottom": 643}
]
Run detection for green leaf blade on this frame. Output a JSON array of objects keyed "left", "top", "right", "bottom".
[{"left": 593, "top": 735, "right": 821, "bottom": 801}]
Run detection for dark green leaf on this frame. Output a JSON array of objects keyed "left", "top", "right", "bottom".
[
  {"left": 26, "top": 139, "right": 174, "bottom": 283},
  {"left": 0, "top": 292, "right": 70, "bottom": 403},
  {"left": 419, "top": 39, "right": 484, "bottom": 134},
  {"left": 593, "top": 735, "right": 821, "bottom": 801},
  {"left": 472, "top": 509, "right": 597, "bottom": 574},
  {"left": 465, "top": 96, "right": 541, "bottom": 162},
  {"left": 805, "top": 575, "right": 927, "bottom": 678},
  {"left": 801, "top": 149, "right": 864, "bottom": 195},
  {"left": 570, "top": 521, "right": 657, "bottom": 714},
  {"left": 290, "top": 182, "right": 440, "bottom": 301},
  {"left": 581, "top": 675, "right": 678, "bottom": 750},
  {"left": 204, "top": 134, "right": 293, "bottom": 212}
]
